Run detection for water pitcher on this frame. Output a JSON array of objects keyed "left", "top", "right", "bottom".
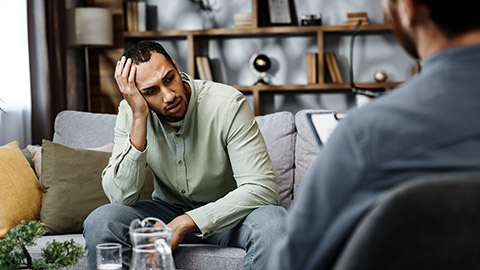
[{"left": 129, "top": 217, "right": 175, "bottom": 270}]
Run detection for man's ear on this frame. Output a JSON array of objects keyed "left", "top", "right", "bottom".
[{"left": 398, "top": 0, "right": 415, "bottom": 28}]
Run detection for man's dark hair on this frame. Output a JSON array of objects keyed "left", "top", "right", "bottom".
[
  {"left": 123, "top": 41, "right": 175, "bottom": 66},
  {"left": 416, "top": 0, "right": 480, "bottom": 37}
]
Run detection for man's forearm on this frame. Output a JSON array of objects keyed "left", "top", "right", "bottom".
[
  {"left": 186, "top": 180, "right": 278, "bottom": 238},
  {"left": 130, "top": 115, "right": 148, "bottom": 151}
]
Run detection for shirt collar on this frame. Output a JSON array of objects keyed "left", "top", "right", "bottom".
[
  {"left": 420, "top": 43, "right": 480, "bottom": 74},
  {"left": 180, "top": 72, "right": 197, "bottom": 131}
]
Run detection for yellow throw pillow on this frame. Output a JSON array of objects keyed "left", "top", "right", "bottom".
[{"left": 0, "top": 141, "right": 42, "bottom": 237}]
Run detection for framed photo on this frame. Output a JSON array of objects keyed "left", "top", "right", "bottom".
[{"left": 265, "top": 0, "right": 298, "bottom": 26}]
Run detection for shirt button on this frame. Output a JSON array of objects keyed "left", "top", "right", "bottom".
[
  {"left": 181, "top": 189, "right": 186, "bottom": 194},
  {"left": 178, "top": 160, "right": 183, "bottom": 165}
]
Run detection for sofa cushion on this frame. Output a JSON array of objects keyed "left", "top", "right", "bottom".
[
  {"left": 294, "top": 110, "right": 322, "bottom": 195},
  {"left": 256, "top": 111, "right": 296, "bottom": 208},
  {"left": 40, "top": 140, "right": 112, "bottom": 234},
  {"left": 28, "top": 239, "right": 244, "bottom": 270},
  {"left": 0, "top": 141, "right": 42, "bottom": 237},
  {"left": 26, "top": 143, "right": 114, "bottom": 182},
  {"left": 40, "top": 140, "right": 154, "bottom": 234},
  {"left": 174, "top": 244, "right": 244, "bottom": 270},
  {"left": 53, "top": 110, "right": 117, "bottom": 149}
]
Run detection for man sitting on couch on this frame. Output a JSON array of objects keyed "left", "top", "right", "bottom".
[
  {"left": 268, "top": 0, "right": 480, "bottom": 269},
  {"left": 83, "top": 41, "right": 286, "bottom": 269}
]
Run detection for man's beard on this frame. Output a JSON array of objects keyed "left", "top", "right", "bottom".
[
  {"left": 387, "top": 0, "right": 420, "bottom": 60},
  {"left": 392, "top": 21, "right": 420, "bottom": 59}
]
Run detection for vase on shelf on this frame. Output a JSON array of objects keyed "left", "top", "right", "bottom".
[{"left": 202, "top": 11, "right": 217, "bottom": 29}]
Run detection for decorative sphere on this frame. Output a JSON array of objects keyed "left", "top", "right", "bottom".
[
  {"left": 250, "top": 54, "right": 271, "bottom": 73},
  {"left": 374, "top": 71, "right": 387, "bottom": 82}
]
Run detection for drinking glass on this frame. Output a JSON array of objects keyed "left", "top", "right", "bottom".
[{"left": 96, "top": 243, "right": 122, "bottom": 270}]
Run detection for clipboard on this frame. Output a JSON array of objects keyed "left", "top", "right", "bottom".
[{"left": 306, "top": 111, "right": 347, "bottom": 146}]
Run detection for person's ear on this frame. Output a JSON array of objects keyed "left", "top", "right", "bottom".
[
  {"left": 398, "top": 0, "right": 415, "bottom": 28},
  {"left": 381, "top": 0, "right": 392, "bottom": 22}
]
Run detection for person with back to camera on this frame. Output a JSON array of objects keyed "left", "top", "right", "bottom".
[
  {"left": 83, "top": 40, "right": 287, "bottom": 270},
  {"left": 267, "top": 0, "right": 480, "bottom": 269}
]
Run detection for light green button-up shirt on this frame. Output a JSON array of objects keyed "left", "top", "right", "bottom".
[{"left": 102, "top": 73, "right": 278, "bottom": 237}]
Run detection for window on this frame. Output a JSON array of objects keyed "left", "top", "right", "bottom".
[{"left": 0, "top": 0, "right": 32, "bottom": 147}]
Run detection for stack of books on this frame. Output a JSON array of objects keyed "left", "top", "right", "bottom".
[
  {"left": 344, "top": 12, "right": 369, "bottom": 26},
  {"left": 325, "top": 53, "right": 343, "bottom": 83},
  {"left": 234, "top": 13, "right": 253, "bottom": 29},
  {"left": 195, "top": 56, "right": 213, "bottom": 81}
]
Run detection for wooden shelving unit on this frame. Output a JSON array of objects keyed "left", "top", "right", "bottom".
[
  {"left": 234, "top": 82, "right": 401, "bottom": 115},
  {"left": 90, "top": 0, "right": 402, "bottom": 115},
  {"left": 124, "top": 24, "right": 394, "bottom": 38}
]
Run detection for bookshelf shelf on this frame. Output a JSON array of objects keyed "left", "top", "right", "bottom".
[
  {"left": 123, "top": 24, "right": 393, "bottom": 39},
  {"left": 233, "top": 81, "right": 400, "bottom": 116},
  {"left": 235, "top": 82, "right": 401, "bottom": 92}
]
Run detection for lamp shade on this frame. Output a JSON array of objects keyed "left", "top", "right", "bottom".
[{"left": 71, "top": 7, "right": 113, "bottom": 46}]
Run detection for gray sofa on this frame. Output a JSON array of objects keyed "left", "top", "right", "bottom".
[
  {"left": 26, "top": 110, "right": 480, "bottom": 270},
  {"left": 27, "top": 109, "right": 321, "bottom": 270}
]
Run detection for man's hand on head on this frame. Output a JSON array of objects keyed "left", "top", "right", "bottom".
[
  {"left": 115, "top": 56, "right": 149, "bottom": 151},
  {"left": 114, "top": 56, "right": 150, "bottom": 119},
  {"left": 166, "top": 214, "right": 199, "bottom": 250}
]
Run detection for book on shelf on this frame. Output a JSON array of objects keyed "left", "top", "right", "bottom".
[
  {"left": 126, "top": 1, "right": 138, "bottom": 32},
  {"left": 330, "top": 53, "right": 343, "bottom": 83},
  {"left": 344, "top": 12, "right": 370, "bottom": 26},
  {"left": 195, "top": 56, "right": 213, "bottom": 81},
  {"left": 325, "top": 53, "right": 343, "bottom": 83},
  {"left": 306, "top": 53, "right": 318, "bottom": 84},
  {"left": 347, "top": 12, "right": 368, "bottom": 19},
  {"left": 325, "top": 53, "right": 337, "bottom": 83},
  {"left": 234, "top": 13, "right": 253, "bottom": 29}
]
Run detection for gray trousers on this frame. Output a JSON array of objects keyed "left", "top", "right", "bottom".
[{"left": 83, "top": 200, "right": 287, "bottom": 270}]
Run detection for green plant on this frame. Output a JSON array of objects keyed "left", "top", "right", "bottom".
[
  {"left": 0, "top": 97, "right": 5, "bottom": 113},
  {"left": 188, "top": 0, "right": 219, "bottom": 12},
  {"left": 0, "top": 220, "right": 85, "bottom": 270}
]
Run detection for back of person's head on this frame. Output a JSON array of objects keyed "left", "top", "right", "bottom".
[
  {"left": 416, "top": 0, "right": 480, "bottom": 37},
  {"left": 123, "top": 41, "right": 175, "bottom": 66}
]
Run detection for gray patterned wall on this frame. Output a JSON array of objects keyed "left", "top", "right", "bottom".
[{"left": 143, "top": 0, "right": 416, "bottom": 114}]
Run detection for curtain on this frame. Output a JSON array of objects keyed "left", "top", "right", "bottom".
[{"left": 28, "top": 0, "right": 87, "bottom": 145}]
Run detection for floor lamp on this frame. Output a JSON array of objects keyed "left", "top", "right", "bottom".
[{"left": 70, "top": 7, "right": 113, "bottom": 111}]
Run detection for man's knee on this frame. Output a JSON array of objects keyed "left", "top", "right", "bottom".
[
  {"left": 246, "top": 205, "right": 287, "bottom": 236},
  {"left": 84, "top": 203, "right": 131, "bottom": 238}
]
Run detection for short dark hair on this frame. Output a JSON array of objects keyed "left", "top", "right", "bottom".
[
  {"left": 123, "top": 41, "right": 175, "bottom": 66},
  {"left": 417, "top": 0, "right": 480, "bottom": 37}
]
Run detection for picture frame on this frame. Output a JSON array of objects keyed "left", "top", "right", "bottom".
[{"left": 263, "top": 0, "right": 298, "bottom": 26}]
